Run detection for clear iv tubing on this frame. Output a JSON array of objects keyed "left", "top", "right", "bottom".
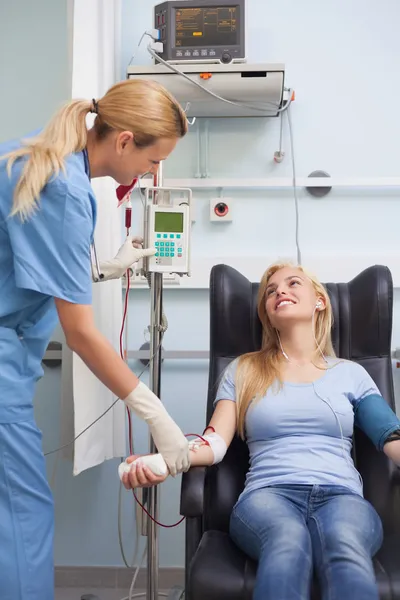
[{"left": 123, "top": 204, "right": 134, "bottom": 455}]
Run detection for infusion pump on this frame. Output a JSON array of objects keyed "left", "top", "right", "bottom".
[{"left": 143, "top": 187, "right": 192, "bottom": 276}]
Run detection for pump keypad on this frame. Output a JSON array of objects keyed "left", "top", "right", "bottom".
[{"left": 155, "top": 233, "right": 183, "bottom": 260}]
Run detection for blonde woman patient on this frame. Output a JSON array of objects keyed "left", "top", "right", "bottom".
[
  {"left": 124, "top": 262, "right": 400, "bottom": 600},
  {"left": 0, "top": 79, "right": 191, "bottom": 600}
]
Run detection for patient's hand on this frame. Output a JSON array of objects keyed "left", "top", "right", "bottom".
[{"left": 121, "top": 454, "right": 169, "bottom": 490}]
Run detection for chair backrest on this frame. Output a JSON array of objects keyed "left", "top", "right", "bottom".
[{"left": 204, "top": 264, "right": 396, "bottom": 533}]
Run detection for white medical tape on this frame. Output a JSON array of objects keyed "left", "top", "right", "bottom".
[{"left": 188, "top": 432, "right": 227, "bottom": 465}]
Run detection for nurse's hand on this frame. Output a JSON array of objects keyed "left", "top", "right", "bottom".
[
  {"left": 121, "top": 455, "right": 169, "bottom": 490},
  {"left": 95, "top": 237, "right": 156, "bottom": 282},
  {"left": 131, "top": 236, "right": 144, "bottom": 249}
]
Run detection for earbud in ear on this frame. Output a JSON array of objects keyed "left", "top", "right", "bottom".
[{"left": 316, "top": 300, "right": 323, "bottom": 309}]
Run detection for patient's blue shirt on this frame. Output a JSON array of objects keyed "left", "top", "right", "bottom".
[{"left": 215, "top": 358, "right": 381, "bottom": 498}]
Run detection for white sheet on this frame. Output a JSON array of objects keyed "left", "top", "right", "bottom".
[{"left": 60, "top": 0, "right": 127, "bottom": 475}]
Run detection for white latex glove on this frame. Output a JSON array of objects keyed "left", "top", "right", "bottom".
[
  {"left": 124, "top": 382, "right": 190, "bottom": 477},
  {"left": 92, "top": 236, "right": 156, "bottom": 282}
]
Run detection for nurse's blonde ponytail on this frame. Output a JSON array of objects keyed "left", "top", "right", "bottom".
[
  {"left": 3, "top": 100, "right": 93, "bottom": 221},
  {"left": 2, "top": 79, "right": 187, "bottom": 222}
]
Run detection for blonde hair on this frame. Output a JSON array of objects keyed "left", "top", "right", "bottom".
[
  {"left": 1, "top": 79, "right": 188, "bottom": 221},
  {"left": 235, "top": 262, "right": 336, "bottom": 439}
]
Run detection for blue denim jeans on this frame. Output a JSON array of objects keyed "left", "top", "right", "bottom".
[{"left": 229, "top": 485, "right": 383, "bottom": 600}]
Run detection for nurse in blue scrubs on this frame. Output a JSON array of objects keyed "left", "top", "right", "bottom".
[{"left": 0, "top": 79, "right": 190, "bottom": 600}]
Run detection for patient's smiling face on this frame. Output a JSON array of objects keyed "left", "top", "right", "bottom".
[{"left": 264, "top": 266, "right": 324, "bottom": 329}]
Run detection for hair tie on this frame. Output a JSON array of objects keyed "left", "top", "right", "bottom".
[{"left": 91, "top": 99, "right": 99, "bottom": 114}]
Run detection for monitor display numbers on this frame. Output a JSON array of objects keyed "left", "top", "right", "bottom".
[{"left": 175, "top": 6, "right": 238, "bottom": 48}]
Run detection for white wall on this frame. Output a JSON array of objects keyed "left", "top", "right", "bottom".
[
  {"left": 0, "top": 0, "right": 73, "bottom": 142},
  {"left": 6, "top": 0, "right": 400, "bottom": 571}
]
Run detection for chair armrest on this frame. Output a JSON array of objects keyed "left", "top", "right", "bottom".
[
  {"left": 182, "top": 469, "right": 206, "bottom": 600},
  {"left": 180, "top": 466, "right": 207, "bottom": 517}
]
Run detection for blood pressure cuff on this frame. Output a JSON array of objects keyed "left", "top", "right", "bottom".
[{"left": 353, "top": 393, "right": 400, "bottom": 451}]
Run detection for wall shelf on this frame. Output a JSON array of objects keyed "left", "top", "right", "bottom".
[{"left": 136, "top": 177, "right": 400, "bottom": 191}]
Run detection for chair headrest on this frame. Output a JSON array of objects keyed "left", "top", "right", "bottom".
[{"left": 209, "top": 264, "right": 393, "bottom": 361}]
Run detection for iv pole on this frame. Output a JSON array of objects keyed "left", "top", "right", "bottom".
[
  {"left": 142, "top": 166, "right": 190, "bottom": 600},
  {"left": 147, "top": 162, "right": 164, "bottom": 600}
]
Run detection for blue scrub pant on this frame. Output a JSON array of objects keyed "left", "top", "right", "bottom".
[{"left": 0, "top": 419, "right": 54, "bottom": 600}]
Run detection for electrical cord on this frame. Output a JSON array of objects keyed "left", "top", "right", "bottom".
[
  {"left": 127, "top": 28, "right": 157, "bottom": 67},
  {"left": 145, "top": 40, "right": 294, "bottom": 116},
  {"left": 122, "top": 269, "right": 134, "bottom": 456},
  {"left": 119, "top": 544, "right": 169, "bottom": 600},
  {"left": 118, "top": 265, "right": 141, "bottom": 570},
  {"left": 43, "top": 360, "right": 159, "bottom": 457},
  {"left": 44, "top": 398, "right": 121, "bottom": 457},
  {"left": 119, "top": 545, "right": 145, "bottom": 600},
  {"left": 286, "top": 103, "right": 302, "bottom": 266},
  {"left": 127, "top": 545, "right": 146, "bottom": 600},
  {"left": 279, "top": 110, "right": 284, "bottom": 155},
  {"left": 49, "top": 442, "right": 61, "bottom": 490},
  {"left": 118, "top": 477, "right": 140, "bottom": 569}
]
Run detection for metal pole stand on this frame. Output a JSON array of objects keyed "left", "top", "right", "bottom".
[
  {"left": 141, "top": 164, "right": 192, "bottom": 600},
  {"left": 147, "top": 268, "right": 163, "bottom": 600},
  {"left": 147, "top": 277, "right": 185, "bottom": 600}
]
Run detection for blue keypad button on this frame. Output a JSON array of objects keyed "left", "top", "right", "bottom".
[
  {"left": 171, "top": 253, "right": 175, "bottom": 257},
  {"left": 160, "top": 252, "right": 165, "bottom": 257},
  {"left": 163, "top": 234, "right": 168, "bottom": 238},
  {"left": 155, "top": 252, "right": 159, "bottom": 257},
  {"left": 157, "top": 234, "right": 161, "bottom": 238},
  {"left": 155, "top": 242, "right": 159, "bottom": 246},
  {"left": 160, "top": 242, "right": 164, "bottom": 246},
  {"left": 166, "top": 242, "right": 170, "bottom": 246},
  {"left": 176, "top": 234, "right": 181, "bottom": 239},
  {"left": 171, "top": 242, "right": 175, "bottom": 246},
  {"left": 170, "top": 234, "right": 174, "bottom": 238},
  {"left": 166, "top": 252, "right": 170, "bottom": 257}
]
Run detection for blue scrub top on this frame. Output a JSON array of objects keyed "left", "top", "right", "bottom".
[{"left": 0, "top": 138, "right": 97, "bottom": 424}]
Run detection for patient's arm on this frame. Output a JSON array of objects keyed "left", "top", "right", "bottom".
[
  {"left": 122, "top": 400, "right": 237, "bottom": 490},
  {"left": 189, "top": 399, "right": 237, "bottom": 467}
]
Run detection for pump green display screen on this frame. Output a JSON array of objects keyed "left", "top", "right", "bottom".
[{"left": 154, "top": 211, "right": 184, "bottom": 233}]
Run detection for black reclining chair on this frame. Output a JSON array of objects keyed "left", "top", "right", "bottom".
[{"left": 180, "top": 264, "right": 400, "bottom": 600}]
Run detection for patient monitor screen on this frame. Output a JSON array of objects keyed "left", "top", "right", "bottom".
[
  {"left": 155, "top": 212, "right": 184, "bottom": 233},
  {"left": 175, "top": 6, "right": 239, "bottom": 48}
]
